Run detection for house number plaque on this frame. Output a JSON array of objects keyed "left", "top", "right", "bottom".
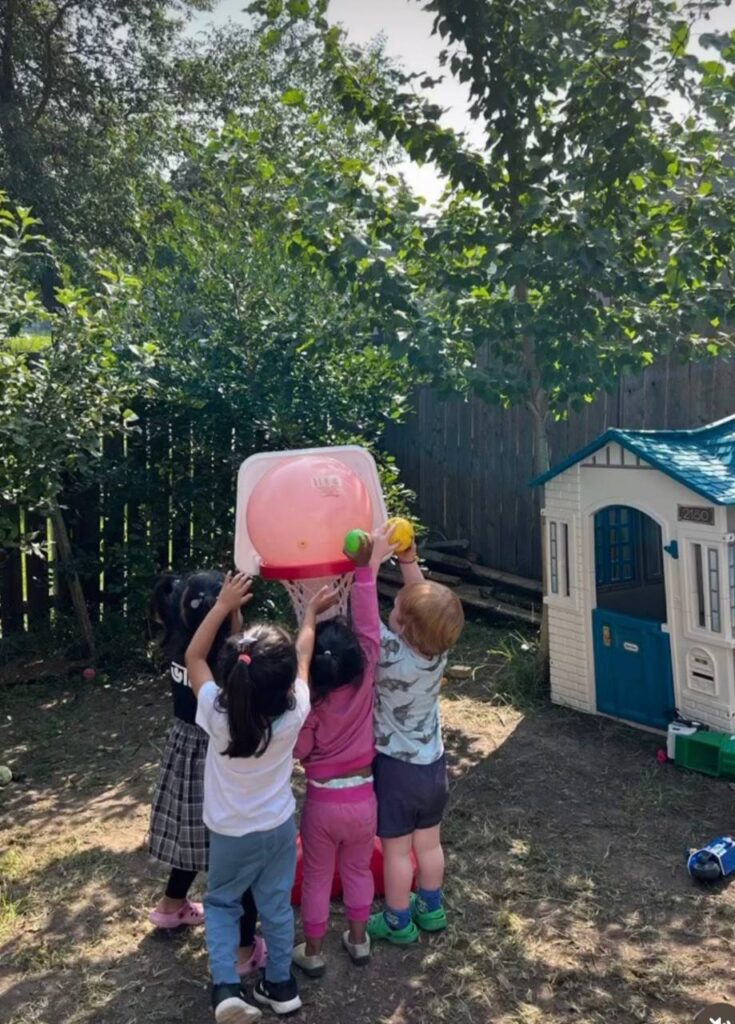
[{"left": 678, "top": 505, "right": 715, "bottom": 525}]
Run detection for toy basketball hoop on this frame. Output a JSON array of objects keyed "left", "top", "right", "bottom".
[{"left": 235, "top": 446, "right": 387, "bottom": 623}]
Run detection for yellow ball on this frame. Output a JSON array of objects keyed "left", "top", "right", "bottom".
[{"left": 387, "top": 516, "right": 414, "bottom": 554}]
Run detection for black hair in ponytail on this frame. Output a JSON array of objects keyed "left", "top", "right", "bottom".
[
  {"left": 215, "top": 624, "right": 297, "bottom": 758},
  {"left": 309, "top": 616, "right": 364, "bottom": 705}
]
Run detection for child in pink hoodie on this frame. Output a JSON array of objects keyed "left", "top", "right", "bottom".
[{"left": 291, "top": 528, "right": 394, "bottom": 975}]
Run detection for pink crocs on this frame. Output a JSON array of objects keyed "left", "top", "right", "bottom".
[
  {"left": 149, "top": 899, "right": 204, "bottom": 929},
  {"left": 236, "top": 935, "right": 268, "bottom": 977}
]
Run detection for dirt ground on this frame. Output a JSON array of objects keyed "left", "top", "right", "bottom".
[{"left": 2, "top": 620, "right": 735, "bottom": 1024}]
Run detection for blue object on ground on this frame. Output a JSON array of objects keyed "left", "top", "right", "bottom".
[{"left": 686, "top": 836, "right": 735, "bottom": 882}]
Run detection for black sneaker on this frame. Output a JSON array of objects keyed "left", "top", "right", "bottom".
[
  {"left": 211, "top": 983, "right": 262, "bottom": 1023},
  {"left": 252, "top": 975, "right": 302, "bottom": 1015}
]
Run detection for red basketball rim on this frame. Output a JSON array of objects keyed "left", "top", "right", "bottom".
[{"left": 259, "top": 558, "right": 354, "bottom": 580}]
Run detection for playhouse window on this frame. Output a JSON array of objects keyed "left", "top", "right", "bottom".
[
  {"left": 595, "top": 506, "right": 638, "bottom": 586},
  {"left": 550, "top": 522, "right": 559, "bottom": 593},
  {"left": 548, "top": 519, "right": 570, "bottom": 597},
  {"left": 708, "top": 548, "right": 722, "bottom": 633},
  {"left": 692, "top": 543, "right": 722, "bottom": 633},
  {"left": 693, "top": 544, "right": 706, "bottom": 627}
]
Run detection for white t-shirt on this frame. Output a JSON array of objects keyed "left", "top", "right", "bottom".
[
  {"left": 374, "top": 624, "right": 447, "bottom": 764},
  {"left": 196, "top": 678, "right": 310, "bottom": 837}
]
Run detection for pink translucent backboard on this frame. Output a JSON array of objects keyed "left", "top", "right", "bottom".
[{"left": 235, "top": 446, "right": 387, "bottom": 578}]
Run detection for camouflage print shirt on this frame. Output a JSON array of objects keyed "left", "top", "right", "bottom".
[{"left": 374, "top": 623, "right": 447, "bottom": 764}]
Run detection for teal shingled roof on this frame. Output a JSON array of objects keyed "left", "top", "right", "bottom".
[{"left": 531, "top": 414, "right": 735, "bottom": 504}]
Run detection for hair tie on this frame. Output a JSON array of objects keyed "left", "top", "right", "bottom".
[{"left": 239, "top": 653, "right": 251, "bottom": 665}]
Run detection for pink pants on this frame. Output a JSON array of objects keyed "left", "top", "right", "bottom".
[{"left": 300, "top": 783, "right": 377, "bottom": 938}]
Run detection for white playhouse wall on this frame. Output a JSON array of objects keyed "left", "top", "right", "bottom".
[{"left": 543, "top": 441, "right": 735, "bottom": 732}]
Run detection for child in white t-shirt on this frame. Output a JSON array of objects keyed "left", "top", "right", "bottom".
[{"left": 185, "top": 571, "right": 336, "bottom": 1024}]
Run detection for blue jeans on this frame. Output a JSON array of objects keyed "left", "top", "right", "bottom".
[{"left": 205, "top": 816, "right": 297, "bottom": 985}]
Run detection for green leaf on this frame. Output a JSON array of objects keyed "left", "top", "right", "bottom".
[
  {"left": 669, "top": 21, "right": 690, "bottom": 56},
  {"left": 262, "top": 26, "right": 283, "bottom": 48},
  {"left": 281, "top": 88, "right": 306, "bottom": 107},
  {"left": 698, "top": 181, "right": 713, "bottom": 196},
  {"left": 3, "top": 334, "right": 52, "bottom": 353},
  {"left": 257, "top": 158, "right": 275, "bottom": 180},
  {"left": 339, "top": 157, "right": 365, "bottom": 175},
  {"left": 630, "top": 174, "right": 646, "bottom": 191}
]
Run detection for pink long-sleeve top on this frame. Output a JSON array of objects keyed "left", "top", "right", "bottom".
[{"left": 294, "top": 566, "right": 380, "bottom": 780}]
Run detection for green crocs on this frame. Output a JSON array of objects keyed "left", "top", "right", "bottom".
[
  {"left": 367, "top": 911, "right": 419, "bottom": 945},
  {"left": 410, "top": 893, "right": 448, "bottom": 932}
]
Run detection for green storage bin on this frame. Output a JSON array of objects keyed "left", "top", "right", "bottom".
[
  {"left": 675, "top": 731, "right": 727, "bottom": 776},
  {"left": 718, "top": 737, "right": 735, "bottom": 779}
]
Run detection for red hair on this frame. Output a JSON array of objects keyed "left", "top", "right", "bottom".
[{"left": 397, "top": 582, "right": 464, "bottom": 656}]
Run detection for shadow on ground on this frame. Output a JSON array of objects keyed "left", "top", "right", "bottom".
[{"left": 2, "top": 654, "right": 734, "bottom": 1023}]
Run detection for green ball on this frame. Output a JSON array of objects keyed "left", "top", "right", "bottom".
[
  {"left": 0, "top": 766, "right": 12, "bottom": 786},
  {"left": 344, "top": 529, "right": 368, "bottom": 556}
]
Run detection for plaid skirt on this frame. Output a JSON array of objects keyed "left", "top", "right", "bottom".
[{"left": 148, "top": 719, "right": 210, "bottom": 872}]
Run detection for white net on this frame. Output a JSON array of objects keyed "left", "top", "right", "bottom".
[{"left": 279, "top": 573, "right": 354, "bottom": 626}]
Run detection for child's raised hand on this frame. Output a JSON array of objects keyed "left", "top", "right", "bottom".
[
  {"left": 307, "top": 585, "right": 340, "bottom": 617},
  {"left": 397, "top": 538, "right": 418, "bottom": 563},
  {"left": 371, "top": 522, "right": 399, "bottom": 565},
  {"left": 217, "top": 571, "right": 253, "bottom": 613},
  {"left": 343, "top": 531, "right": 373, "bottom": 567}
]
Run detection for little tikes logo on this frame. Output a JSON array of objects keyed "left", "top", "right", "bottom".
[
  {"left": 311, "top": 474, "right": 341, "bottom": 498},
  {"left": 693, "top": 1004, "right": 735, "bottom": 1024}
]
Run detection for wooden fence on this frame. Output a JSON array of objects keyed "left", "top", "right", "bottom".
[
  {"left": 385, "top": 355, "right": 735, "bottom": 581},
  {"left": 3, "top": 355, "right": 735, "bottom": 641},
  {"left": 0, "top": 414, "right": 241, "bottom": 641}
]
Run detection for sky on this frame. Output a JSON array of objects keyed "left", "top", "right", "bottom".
[{"left": 190, "top": 0, "right": 735, "bottom": 203}]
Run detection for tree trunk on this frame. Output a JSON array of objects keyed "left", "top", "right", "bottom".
[
  {"left": 0, "top": 0, "right": 18, "bottom": 106},
  {"left": 528, "top": 383, "right": 551, "bottom": 685},
  {"left": 50, "top": 500, "right": 96, "bottom": 658}
]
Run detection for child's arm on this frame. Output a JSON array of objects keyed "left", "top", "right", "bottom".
[
  {"left": 369, "top": 522, "right": 423, "bottom": 586},
  {"left": 395, "top": 539, "right": 424, "bottom": 586},
  {"left": 295, "top": 585, "right": 339, "bottom": 681},
  {"left": 351, "top": 529, "right": 392, "bottom": 669},
  {"left": 185, "top": 572, "right": 252, "bottom": 695},
  {"left": 294, "top": 717, "right": 316, "bottom": 761}
]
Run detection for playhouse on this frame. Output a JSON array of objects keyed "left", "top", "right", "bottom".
[{"left": 532, "top": 415, "right": 735, "bottom": 734}]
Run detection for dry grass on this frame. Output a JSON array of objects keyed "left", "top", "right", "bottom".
[{"left": 1, "top": 621, "right": 734, "bottom": 1023}]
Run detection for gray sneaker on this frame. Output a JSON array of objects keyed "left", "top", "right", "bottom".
[
  {"left": 342, "top": 930, "right": 371, "bottom": 966},
  {"left": 292, "top": 942, "right": 326, "bottom": 978}
]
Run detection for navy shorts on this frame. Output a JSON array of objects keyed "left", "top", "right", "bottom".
[{"left": 373, "top": 752, "right": 449, "bottom": 839}]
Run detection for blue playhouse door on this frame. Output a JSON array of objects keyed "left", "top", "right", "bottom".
[{"left": 592, "top": 609, "right": 675, "bottom": 730}]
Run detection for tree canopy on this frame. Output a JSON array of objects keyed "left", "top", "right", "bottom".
[{"left": 252, "top": 0, "right": 735, "bottom": 471}]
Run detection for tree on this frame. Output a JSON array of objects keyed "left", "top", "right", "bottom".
[
  {"left": 132, "top": 110, "right": 417, "bottom": 510},
  {"left": 0, "top": 0, "right": 211, "bottom": 260},
  {"left": 251, "top": 0, "right": 735, "bottom": 674},
  {"left": 0, "top": 192, "right": 153, "bottom": 653},
  {"left": 123, "top": 20, "right": 425, "bottom": 521},
  {"left": 0, "top": 20, "right": 424, "bottom": 654},
  {"left": 253, "top": 0, "right": 735, "bottom": 474}
]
